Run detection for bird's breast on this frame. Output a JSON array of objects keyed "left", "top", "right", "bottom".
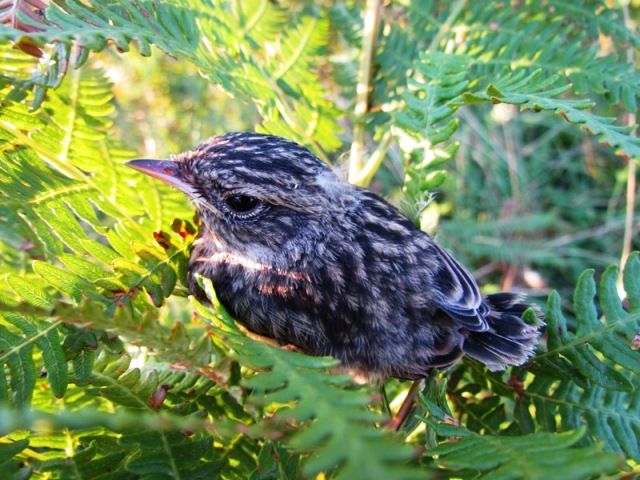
[{"left": 188, "top": 239, "right": 321, "bottom": 341}]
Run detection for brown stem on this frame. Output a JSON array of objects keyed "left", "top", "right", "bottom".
[
  {"left": 620, "top": 5, "right": 638, "bottom": 288},
  {"left": 386, "top": 379, "right": 422, "bottom": 432},
  {"left": 348, "top": 0, "right": 382, "bottom": 183}
]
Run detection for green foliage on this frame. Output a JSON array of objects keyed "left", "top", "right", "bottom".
[
  {"left": 194, "top": 278, "right": 421, "bottom": 479},
  {"left": 425, "top": 424, "right": 619, "bottom": 480},
  {"left": 453, "top": 1, "right": 640, "bottom": 110},
  {"left": 466, "top": 71, "right": 640, "bottom": 160},
  {"left": 520, "top": 253, "right": 640, "bottom": 459},
  {"left": 0, "top": 0, "right": 341, "bottom": 154},
  {"left": 0, "top": 0, "right": 638, "bottom": 478},
  {"left": 395, "top": 52, "right": 468, "bottom": 207},
  {"left": 440, "top": 253, "right": 640, "bottom": 471},
  {"left": 0, "top": 314, "right": 66, "bottom": 406}
]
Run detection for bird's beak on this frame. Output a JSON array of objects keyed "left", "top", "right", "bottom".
[{"left": 125, "top": 159, "right": 196, "bottom": 196}]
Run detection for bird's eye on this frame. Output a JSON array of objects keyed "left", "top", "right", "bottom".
[{"left": 224, "top": 194, "right": 260, "bottom": 214}]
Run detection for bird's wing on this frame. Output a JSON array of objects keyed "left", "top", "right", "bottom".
[{"left": 432, "top": 244, "right": 489, "bottom": 332}]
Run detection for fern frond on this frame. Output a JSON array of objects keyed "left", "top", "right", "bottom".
[
  {"left": 0, "top": 66, "right": 211, "bottom": 407},
  {"left": 517, "top": 253, "right": 640, "bottom": 458},
  {"left": 371, "top": 0, "right": 440, "bottom": 108},
  {"left": 465, "top": 70, "right": 640, "bottom": 160},
  {"left": 0, "top": 438, "right": 30, "bottom": 478},
  {"left": 424, "top": 422, "right": 619, "bottom": 480},
  {"left": 0, "top": 0, "right": 342, "bottom": 154},
  {"left": 0, "top": 406, "right": 223, "bottom": 478},
  {"left": 234, "top": 0, "right": 288, "bottom": 47},
  {"left": 193, "top": 278, "right": 423, "bottom": 480},
  {"left": 418, "top": 379, "right": 622, "bottom": 479},
  {"left": 446, "top": 253, "right": 640, "bottom": 461},
  {"left": 533, "top": 268, "right": 637, "bottom": 388},
  {"left": 456, "top": 1, "right": 640, "bottom": 111},
  {"left": 394, "top": 52, "right": 468, "bottom": 208},
  {"left": 1, "top": 313, "right": 66, "bottom": 402},
  {"left": 546, "top": 0, "right": 640, "bottom": 47},
  {"left": 81, "top": 353, "right": 222, "bottom": 478},
  {"left": 0, "top": 68, "right": 191, "bottom": 291}
]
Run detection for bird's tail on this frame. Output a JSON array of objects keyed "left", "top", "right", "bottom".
[{"left": 462, "top": 293, "right": 542, "bottom": 371}]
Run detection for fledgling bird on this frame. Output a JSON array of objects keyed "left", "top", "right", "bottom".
[{"left": 127, "top": 132, "right": 540, "bottom": 380}]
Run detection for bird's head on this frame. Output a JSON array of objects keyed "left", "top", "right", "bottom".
[{"left": 127, "top": 132, "right": 353, "bottom": 257}]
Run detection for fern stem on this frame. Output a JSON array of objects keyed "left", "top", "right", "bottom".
[
  {"left": 620, "top": 133, "right": 637, "bottom": 278},
  {"left": 619, "top": 4, "right": 638, "bottom": 292},
  {"left": 160, "top": 431, "right": 182, "bottom": 480},
  {"left": 63, "top": 429, "right": 83, "bottom": 479},
  {"left": 427, "top": 0, "right": 466, "bottom": 53},
  {"left": 351, "top": 130, "right": 392, "bottom": 187},
  {"left": 267, "top": 77, "right": 330, "bottom": 164},
  {"left": 387, "top": 379, "right": 422, "bottom": 431},
  {"left": 0, "top": 320, "right": 63, "bottom": 365},
  {"left": 348, "top": 0, "right": 382, "bottom": 183}
]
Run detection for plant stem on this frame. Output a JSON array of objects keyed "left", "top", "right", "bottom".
[
  {"left": 387, "top": 379, "right": 423, "bottom": 432},
  {"left": 348, "top": 0, "right": 382, "bottom": 183},
  {"left": 267, "top": 78, "right": 329, "bottom": 164},
  {"left": 349, "top": 0, "right": 466, "bottom": 186},
  {"left": 621, "top": 131, "right": 637, "bottom": 270},
  {"left": 352, "top": 130, "right": 392, "bottom": 187},
  {"left": 620, "top": 4, "right": 638, "bottom": 290},
  {"left": 380, "top": 383, "right": 392, "bottom": 417},
  {"left": 427, "top": 0, "right": 467, "bottom": 53}
]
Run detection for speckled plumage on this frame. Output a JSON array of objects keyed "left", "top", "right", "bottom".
[{"left": 130, "top": 132, "right": 541, "bottom": 379}]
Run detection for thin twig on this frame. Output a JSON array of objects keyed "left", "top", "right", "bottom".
[
  {"left": 427, "top": 0, "right": 467, "bottom": 53},
  {"left": 348, "top": 0, "right": 382, "bottom": 183},
  {"left": 621, "top": 149, "right": 638, "bottom": 266},
  {"left": 380, "top": 384, "right": 392, "bottom": 417},
  {"left": 352, "top": 130, "right": 393, "bottom": 187},
  {"left": 546, "top": 216, "right": 638, "bottom": 248},
  {"left": 268, "top": 78, "right": 330, "bottom": 164},
  {"left": 620, "top": 4, "right": 638, "bottom": 290},
  {"left": 387, "top": 379, "right": 423, "bottom": 432}
]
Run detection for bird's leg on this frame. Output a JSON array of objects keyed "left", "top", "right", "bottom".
[{"left": 387, "top": 379, "right": 423, "bottom": 432}]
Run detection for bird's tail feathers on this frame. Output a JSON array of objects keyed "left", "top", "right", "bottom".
[{"left": 462, "top": 293, "right": 542, "bottom": 371}]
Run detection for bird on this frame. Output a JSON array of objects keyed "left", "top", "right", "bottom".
[{"left": 126, "top": 132, "right": 541, "bottom": 381}]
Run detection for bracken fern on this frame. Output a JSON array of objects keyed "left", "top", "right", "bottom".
[{"left": 0, "top": 0, "right": 638, "bottom": 478}]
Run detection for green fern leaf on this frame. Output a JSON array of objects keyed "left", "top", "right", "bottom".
[
  {"left": 193, "top": 278, "right": 423, "bottom": 479},
  {"left": 0, "top": 323, "right": 36, "bottom": 407},
  {"left": 0, "top": 313, "right": 66, "bottom": 404},
  {"left": 547, "top": 0, "right": 640, "bottom": 48},
  {"left": 466, "top": 70, "right": 640, "bottom": 160},
  {"left": 518, "top": 254, "right": 640, "bottom": 459},
  {"left": 5, "top": 275, "right": 54, "bottom": 309},
  {"left": 395, "top": 52, "right": 468, "bottom": 209},
  {"left": 122, "top": 432, "right": 220, "bottom": 479},
  {"left": 0, "top": 438, "right": 30, "bottom": 478},
  {"left": 0, "top": 0, "right": 342, "bottom": 154},
  {"left": 3, "top": 313, "right": 67, "bottom": 398},
  {"left": 456, "top": 1, "right": 640, "bottom": 111},
  {"left": 447, "top": 254, "right": 640, "bottom": 461},
  {"left": 534, "top": 254, "right": 640, "bottom": 388},
  {"left": 426, "top": 426, "right": 619, "bottom": 480}
]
